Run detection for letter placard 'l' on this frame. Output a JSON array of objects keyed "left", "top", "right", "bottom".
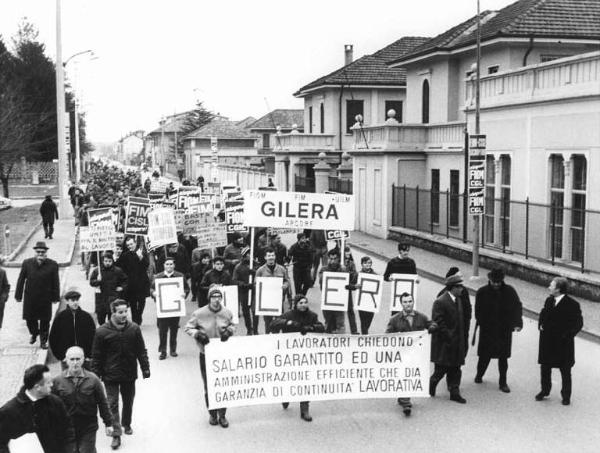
[
  {"left": 321, "top": 272, "right": 350, "bottom": 312},
  {"left": 356, "top": 273, "right": 384, "bottom": 313},
  {"left": 254, "top": 277, "right": 283, "bottom": 316},
  {"left": 389, "top": 274, "right": 419, "bottom": 312}
]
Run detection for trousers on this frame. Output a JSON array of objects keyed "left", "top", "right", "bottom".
[
  {"left": 67, "top": 416, "right": 98, "bottom": 453},
  {"left": 430, "top": 364, "right": 462, "bottom": 395},
  {"left": 26, "top": 319, "right": 50, "bottom": 341},
  {"left": 322, "top": 310, "right": 346, "bottom": 334},
  {"left": 292, "top": 266, "right": 312, "bottom": 296},
  {"left": 199, "top": 353, "right": 226, "bottom": 417},
  {"left": 157, "top": 317, "right": 179, "bottom": 353},
  {"left": 105, "top": 381, "right": 136, "bottom": 436},
  {"left": 42, "top": 221, "right": 55, "bottom": 239},
  {"left": 128, "top": 294, "right": 147, "bottom": 325},
  {"left": 540, "top": 364, "right": 572, "bottom": 400},
  {"left": 476, "top": 356, "right": 509, "bottom": 384}
]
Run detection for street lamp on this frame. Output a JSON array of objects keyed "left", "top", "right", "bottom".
[{"left": 55, "top": 0, "right": 70, "bottom": 217}]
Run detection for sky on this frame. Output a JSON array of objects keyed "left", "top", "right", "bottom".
[{"left": 0, "top": 0, "right": 517, "bottom": 144}]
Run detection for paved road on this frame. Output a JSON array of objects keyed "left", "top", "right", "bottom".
[{"left": 10, "top": 247, "right": 600, "bottom": 452}]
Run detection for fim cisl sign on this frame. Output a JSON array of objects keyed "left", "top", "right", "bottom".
[{"left": 242, "top": 190, "right": 355, "bottom": 231}]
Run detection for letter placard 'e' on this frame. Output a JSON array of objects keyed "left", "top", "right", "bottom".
[
  {"left": 389, "top": 274, "right": 419, "bottom": 312},
  {"left": 221, "top": 285, "right": 239, "bottom": 324},
  {"left": 356, "top": 273, "right": 384, "bottom": 313},
  {"left": 242, "top": 190, "right": 355, "bottom": 230},
  {"left": 254, "top": 277, "right": 283, "bottom": 316},
  {"left": 321, "top": 272, "right": 350, "bottom": 312},
  {"left": 155, "top": 277, "right": 186, "bottom": 318}
]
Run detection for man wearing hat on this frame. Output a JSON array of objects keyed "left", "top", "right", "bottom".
[
  {"left": 49, "top": 287, "right": 97, "bottom": 368},
  {"left": 474, "top": 267, "right": 523, "bottom": 393},
  {"left": 430, "top": 272, "right": 471, "bottom": 403},
  {"left": 15, "top": 241, "right": 60, "bottom": 349}
]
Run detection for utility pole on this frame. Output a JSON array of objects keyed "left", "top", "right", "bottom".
[
  {"left": 55, "top": 0, "right": 69, "bottom": 216},
  {"left": 472, "top": 0, "right": 482, "bottom": 276}
]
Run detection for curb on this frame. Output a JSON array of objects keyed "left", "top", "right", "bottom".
[
  {"left": 5, "top": 221, "right": 42, "bottom": 266},
  {"left": 348, "top": 240, "right": 600, "bottom": 345}
]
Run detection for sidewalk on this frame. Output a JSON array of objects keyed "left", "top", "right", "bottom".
[
  {"left": 348, "top": 231, "right": 600, "bottom": 343},
  {"left": 0, "top": 218, "right": 78, "bottom": 404}
]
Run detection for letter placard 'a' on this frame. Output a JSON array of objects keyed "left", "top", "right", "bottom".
[
  {"left": 221, "top": 285, "right": 239, "bottom": 324},
  {"left": 356, "top": 273, "right": 384, "bottom": 313},
  {"left": 321, "top": 272, "right": 349, "bottom": 312},
  {"left": 254, "top": 277, "right": 283, "bottom": 316},
  {"left": 389, "top": 274, "right": 419, "bottom": 312}
]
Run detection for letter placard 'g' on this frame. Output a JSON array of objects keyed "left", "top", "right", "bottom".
[
  {"left": 155, "top": 277, "right": 186, "bottom": 318},
  {"left": 321, "top": 272, "right": 350, "bottom": 312}
]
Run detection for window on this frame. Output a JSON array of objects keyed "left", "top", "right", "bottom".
[
  {"left": 346, "top": 100, "right": 363, "bottom": 133},
  {"left": 449, "top": 170, "right": 459, "bottom": 227},
  {"left": 308, "top": 106, "right": 313, "bottom": 133},
  {"left": 488, "top": 65, "right": 499, "bottom": 75},
  {"left": 421, "top": 80, "right": 430, "bottom": 124},
  {"left": 484, "top": 156, "right": 496, "bottom": 243},
  {"left": 541, "top": 54, "right": 572, "bottom": 63},
  {"left": 262, "top": 133, "right": 270, "bottom": 149},
  {"left": 320, "top": 103, "right": 324, "bottom": 133},
  {"left": 549, "top": 155, "right": 565, "bottom": 259},
  {"left": 431, "top": 169, "right": 440, "bottom": 224},
  {"left": 571, "top": 155, "right": 586, "bottom": 262},
  {"left": 385, "top": 100, "right": 403, "bottom": 123}
]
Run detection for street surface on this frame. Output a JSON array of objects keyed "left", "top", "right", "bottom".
[{"left": 7, "top": 245, "right": 600, "bottom": 453}]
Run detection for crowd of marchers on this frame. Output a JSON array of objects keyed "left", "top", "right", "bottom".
[{"left": 0, "top": 162, "right": 584, "bottom": 453}]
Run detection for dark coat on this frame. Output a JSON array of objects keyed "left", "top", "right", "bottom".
[
  {"left": 49, "top": 307, "right": 97, "bottom": 360},
  {"left": 475, "top": 283, "right": 523, "bottom": 358},
  {"left": 0, "top": 387, "right": 75, "bottom": 453},
  {"left": 538, "top": 295, "right": 583, "bottom": 367},
  {"left": 386, "top": 310, "right": 432, "bottom": 333},
  {"left": 431, "top": 291, "right": 471, "bottom": 366},
  {"left": 89, "top": 265, "right": 128, "bottom": 309},
  {"left": 288, "top": 242, "right": 314, "bottom": 269},
  {"left": 232, "top": 260, "right": 253, "bottom": 306},
  {"left": 39, "top": 198, "right": 59, "bottom": 223},
  {"left": 116, "top": 250, "right": 150, "bottom": 298},
  {"left": 191, "top": 261, "right": 212, "bottom": 306},
  {"left": 91, "top": 319, "right": 150, "bottom": 382},
  {"left": 383, "top": 257, "right": 417, "bottom": 281},
  {"left": 200, "top": 268, "right": 232, "bottom": 291},
  {"left": 0, "top": 267, "right": 10, "bottom": 329},
  {"left": 15, "top": 257, "right": 60, "bottom": 320},
  {"left": 270, "top": 309, "right": 325, "bottom": 334}
]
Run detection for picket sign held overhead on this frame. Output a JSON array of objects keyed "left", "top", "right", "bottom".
[
  {"left": 389, "top": 274, "right": 419, "bottom": 312},
  {"left": 225, "top": 200, "right": 248, "bottom": 233},
  {"left": 147, "top": 207, "right": 178, "bottom": 250},
  {"left": 196, "top": 223, "right": 228, "bottom": 249},
  {"left": 320, "top": 271, "right": 350, "bottom": 312},
  {"left": 355, "top": 273, "right": 384, "bottom": 314},
  {"left": 242, "top": 190, "right": 355, "bottom": 231},
  {"left": 124, "top": 196, "right": 151, "bottom": 236},
  {"left": 254, "top": 277, "right": 283, "bottom": 316},
  {"left": 155, "top": 277, "right": 186, "bottom": 318}
]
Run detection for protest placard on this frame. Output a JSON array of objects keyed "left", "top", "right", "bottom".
[
  {"left": 173, "top": 209, "right": 186, "bottom": 232},
  {"left": 155, "top": 277, "right": 186, "bottom": 318},
  {"left": 150, "top": 178, "right": 169, "bottom": 193},
  {"left": 205, "top": 332, "right": 431, "bottom": 409},
  {"left": 147, "top": 208, "right": 178, "bottom": 249},
  {"left": 243, "top": 190, "right": 355, "bottom": 230},
  {"left": 79, "top": 222, "right": 116, "bottom": 252},
  {"left": 225, "top": 200, "right": 249, "bottom": 233},
  {"left": 176, "top": 188, "right": 201, "bottom": 210},
  {"left": 254, "top": 277, "right": 283, "bottom": 316},
  {"left": 325, "top": 230, "right": 350, "bottom": 241},
  {"left": 320, "top": 271, "right": 350, "bottom": 312},
  {"left": 355, "top": 273, "right": 384, "bottom": 314},
  {"left": 124, "top": 196, "right": 151, "bottom": 235},
  {"left": 389, "top": 274, "right": 419, "bottom": 312},
  {"left": 181, "top": 211, "right": 206, "bottom": 235},
  {"left": 221, "top": 285, "right": 239, "bottom": 324},
  {"left": 196, "top": 223, "right": 228, "bottom": 249}
]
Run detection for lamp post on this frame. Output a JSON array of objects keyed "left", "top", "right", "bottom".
[{"left": 55, "top": 0, "right": 69, "bottom": 216}]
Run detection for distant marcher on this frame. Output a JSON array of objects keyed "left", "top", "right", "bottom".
[
  {"left": 49, "top": 287, "right": 96, "bottom": 368},
  {"left": 39, "top": 195, "right": 59, "bottom": 239},
  {"left": 357, "top": 256, "right": 376, "bottom": 334},
  {"left": 52, "top": 346, "right": 113, "bottom": 453},
  {"left": 535, "top": 277, "right": 583, "bottom": 405},
  {"left": 270, "top": 294, "right": 324, "bottom": 421},
  {"left": 386, "top": 292, "right": 437, "bottom": 416},
  {"left": 185, "top": 288, "right": 235, "bottom": 428},
  {"left": 267, "top": 177, "right": 274, "bottom": 187},
  {"left": 116, "top": 237, "right": 150, "bottom": 325},
  {"left": 309, "top": 230, "right": 328, "bottom": 284},
  {"left": 15, "top": 241, "right": 60, "bottom": 349},
  {"left": 383, "top": 242, "right": 417, "bottom": 281},
  {"left": 430, "top": 273, "right": 471, "bottom": 404},
  {"left": 91, "top": 299, "right": 150, "bottom": 450},
  {"left": 474, "top": 268, "right": 523, "bottom": 393},
  {"left": 199, "top": 256, "right": 232, "bottom": 295},
  {"left": 0, "top": 257, "right": 10, "bottom": 330},
  {"left": 191, "top": 253, "right": 212, "bottom": 307},
  {"left": 0, "top": 364, "right": 75, "bottom": 453},
  {"left": 89, "top": 251, "right": 128, "bottom": 325},
  {"left": 223, "top": 233, "right": 245, "bottom": 274},
  {"left": 288, "top": 233, "right": 314, "bottom": 297}
]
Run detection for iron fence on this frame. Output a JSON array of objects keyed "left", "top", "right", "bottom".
[
  {"left": 328, "top": 177, "right": 353, "bottom": 194},
  {"left": 294, "top": 175, "right": 315, "bottom": 193},
  {"left": 391, "top": 184, "right": 600, "bottom": 274}
]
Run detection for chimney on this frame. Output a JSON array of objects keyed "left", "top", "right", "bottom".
[{"left": 344, "top": 44, "right": 353, "bottom": 66}]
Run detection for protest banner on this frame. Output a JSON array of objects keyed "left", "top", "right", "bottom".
[
  {"left": 174, "top": 209, "right": 186, "bottom": 232},
  {"left": 355, "top": 273, "right": 384, "bottom": 314},
  {"left": 147, "top": 207, "right": 178, "bottom": 249},
  {"left": 155, "top": 277, "right": 186, "bottom": 318},
  {"left": 325, "top": 230, "right": 350, "bottom": 241},
  {"left": 189, "top": 201, "right": 214, "bottom": 215},
  {"left": 320, "top": 271, "right": 350, "bottom": 312},
  {"left": 182, "top": 211, "right": 206, "bottom": 235},
  {"left": 225, "top": 200, "right": 249, "bottom": 233},
  {"left": 196, "top": 223, "right": 228, "bottom": 249},
  {"left": 389, "top": 274, "right": 419, "bottom": 312},
  {"left": 124, "top": 196, "right": 151, "bottom": 235},
  {"left": 243, "top": 190, "right": 355, "bottom": 230},
  {"left": 79, "top": 222, "right": 115, "bottom": 252},
  {"left": 221, "top": 285, "right": 239, "bottom": 324},
  {"left": 205, "top": 332, "right": 431, "bottom": 409},
  {"left": 88, "top": 207, "right": 112, "bottom": 227},
  {"left": 176, "top": 188, "right": 201, "bottom": 210},
  {"left": 150, "top": 178, "right": 169, "bottom": 193},
  {"left": 254, "top": 277, "right": 283, "bottom": 316}
]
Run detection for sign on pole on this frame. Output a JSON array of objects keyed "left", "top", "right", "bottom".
[
  {"left": 243, "top": 190, "right": 355, "bottom": 230},
  {"left": 469, "top": 134, "right": 486, "bottom": 153},
  {"left": 225, "top": 200, "right": 249, "bottom": 234},
  {"left": 155, "top": 277, "right": 186, "bottom": 318},
  {"left": 147, "top": 207, "right": 178, "bottom": 249},
  {"left": 468, "top": 155, "right": 486, "bottom": 215},
  {"left": 196, "top": 223, "right": 228, "bottom": 249},
  {"left": 325, "top": 230, "right": 350, "bottom": 241},
  {"left": 124, "top": 196, "right": 151, "bottom": 236}
]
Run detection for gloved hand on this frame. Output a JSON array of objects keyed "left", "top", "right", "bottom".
[
  {"left": 220, "top": 330, "right": 233, "bottom": 342},
  {"left": 142, "top": 369, "right": 150, "bottom": 379},
  {"left": 344, "top": 284, "right": 357, "bottom": 291},
  {"left": 195, "top": 331, "right": 210, "bottom": 345}
]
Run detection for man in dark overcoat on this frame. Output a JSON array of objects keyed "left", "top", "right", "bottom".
[
  {"left": 430, "top": 273, "right": 471, "bottom": 404},
  {"left": 474, "top": 267, "right": 523, "bottom": 393},
  {"left": 116, "top": 237, "right": 150, "bottom": 325},
  {"left": 39, "top": 195, "right": 59, "bottom": 239},
  {"left": 536, "top": 276, "right": 583, "bottom": 405},
  {"left": 15, "top": 241, "right": 60, "bottom": 349}
]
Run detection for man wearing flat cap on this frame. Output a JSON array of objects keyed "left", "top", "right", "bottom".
[
  {"left": 49, "top": 287, "right": 97, "bottom": 368},
  {"left": 430, "top": 272, "right": 471, "bottom": 403},
  {"left": 474, "top": 267, "right": 522, "bottom": 393},
  {"left": 15, "top": 241, "right": 60, "bottom": 349}
]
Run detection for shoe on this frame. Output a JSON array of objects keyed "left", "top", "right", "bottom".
[
  {"left": 111, "top": 436, "right": 121, "bottom": 450},
  {"left": 170, "top": 351, "right": 178, "bottom": 357},
  {"left": 450, "top": 394, "right": 467, "bottom": 404},
  {"left": 474, "top": 376, "right": 483, "bottom": 384},
  {"left": 301, "top": 412, "right": 313, "bottom": 422},
  {"left": 403, "top": 407, "right": 412, "bottom": 417},
  {"left": 429, "top": 381, "right": 437, "bottom": 397},
  {"left": 159, "top": 352, "right": 167, "bottom": 360},
  {"left": 48, "top": 236, "right": 53, "bottom": 239},
  {"left": 40, "top": 342, "right": 48, "bottom": 350},
  {"left": 208, "top": 413, "right": 218, "bottom": 425},
  {"left": 535, "top": 392, "right": 548, "bottom": 401},
  {"left": 562, "top": 398, "right": 570, "bottom": 406},
  {"left": 499, "top": 384, "right": 511, "bottom": 393},
  {"left": 282, "top": 402, "right": 289, "bottom": 409},
  {"left": 29, "top": 335, "right": 37, "bottom": 345},
  {"left": 218, "top": 416, "right": 229, "bottom": 428},
  {"left": 123, "top": 426, "right": 133, "bottom": 435}
]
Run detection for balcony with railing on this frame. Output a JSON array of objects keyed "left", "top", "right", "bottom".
[
  {"left": 274, "top": 133, "right": 335, "bottom": 153},
  {"left": 465, "top": 51, "right": 600, "bottom": 109}
]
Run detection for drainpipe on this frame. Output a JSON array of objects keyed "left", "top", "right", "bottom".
[
  {"left": 523, "top": 37, "right": 534, "bottom": 66},
  {"left": 338, "top": 84, "right": 345, "bottom": 151}
]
